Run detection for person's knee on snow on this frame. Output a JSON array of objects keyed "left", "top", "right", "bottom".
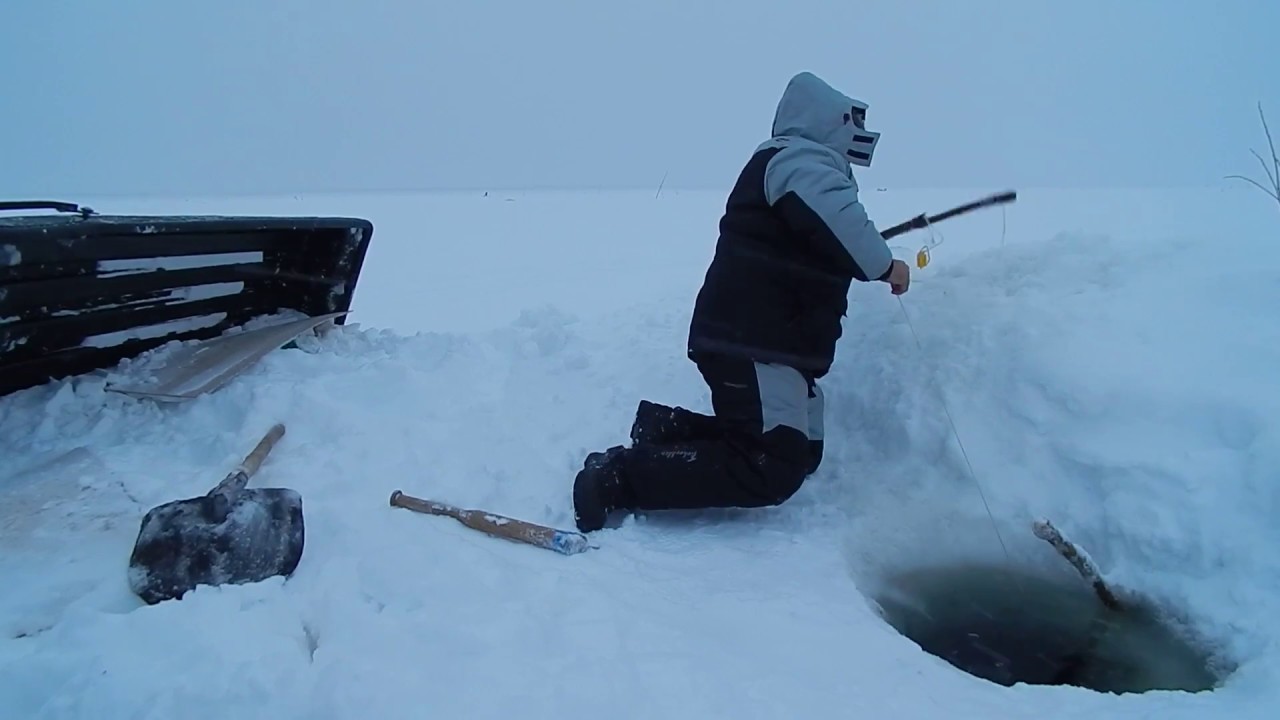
[
  {"left": 806, "top": 439, "right": 824, "bottom": 476},
  {"left": 622, "top": 420, "right": 810, "bottom": 512},
  {"left": 748, "top": 362, "right": 815, "bottom": 501},
  {"left": 752, "top": 425, "right": 811, "bottom": 504}
]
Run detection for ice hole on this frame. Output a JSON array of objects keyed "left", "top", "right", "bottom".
[{"left": 871, "top": 562, "right": 1233, "bottom": 694}]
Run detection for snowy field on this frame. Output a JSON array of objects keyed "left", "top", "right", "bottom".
[{"left": 1, "top": 185, "right": 1278, "bottom": 718}]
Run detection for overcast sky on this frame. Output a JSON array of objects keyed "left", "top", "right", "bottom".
[{"left": 3, "top": 0, "right": 1277, "bottom": 197}]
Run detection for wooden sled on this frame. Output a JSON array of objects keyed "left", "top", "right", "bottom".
[{"left": 0, "top": 200, "right": 373, "bottom": 398}]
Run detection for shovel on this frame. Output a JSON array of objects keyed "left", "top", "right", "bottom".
[{"left": 127, "top": 423, "right": 304, "bottom": 604}]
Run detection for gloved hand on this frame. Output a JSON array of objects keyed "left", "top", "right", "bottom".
[{"left": 881, "top": 259, "right": 910, "bottom": 295}]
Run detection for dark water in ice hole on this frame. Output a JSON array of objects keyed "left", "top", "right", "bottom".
[{"left": 871, "top": 563, "right": 1232, "bottom": 694}]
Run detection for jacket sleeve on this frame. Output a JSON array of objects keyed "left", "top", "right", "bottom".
[{"left": 763, "top": 142, "right": 895, "bottom": 282}]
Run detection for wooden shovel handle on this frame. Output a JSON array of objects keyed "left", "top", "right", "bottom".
[
  {"left": 210, "top": 423, "right": 286, "bottom": 497},
  {"left": 239, "top": 423, "right": 287, "bottom": 477},
  {"left": 390, "top": 490, "right": 590, "bottom": 555}
]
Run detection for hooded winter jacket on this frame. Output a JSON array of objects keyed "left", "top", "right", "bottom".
[{"left": 687, "top": 72, "right": 894, "bottom": 378}]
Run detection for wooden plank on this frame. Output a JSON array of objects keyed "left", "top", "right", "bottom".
[{"left": 107, "top": 312, "right": 348, "bottom": 401}]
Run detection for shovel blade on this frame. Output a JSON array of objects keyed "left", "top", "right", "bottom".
[{"left": 127, "top": 487, "right": 304, "bottom": 604}]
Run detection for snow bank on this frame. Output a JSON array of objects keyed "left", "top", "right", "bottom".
[
  {"left": 1, "top": 188, "right": 1276, "bottom": 719},
  {"left": 830, "top": 227, "right": 1280, "bottom": 686}
]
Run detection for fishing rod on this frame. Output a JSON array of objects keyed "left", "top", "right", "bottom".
[{"left": 880, "top": 190, "right": 1017, "bottom": 240}]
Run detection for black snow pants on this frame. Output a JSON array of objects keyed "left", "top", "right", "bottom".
[{"left": 622, "top": 351, "right": 825, "bottom": 511}]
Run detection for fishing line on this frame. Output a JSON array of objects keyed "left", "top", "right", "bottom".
[
  {"left": 893, "top": 229, "right": 1032, "bottom": 607},
  {"left": 894, "top": 293, "right": 1013, "bottom": 565}
]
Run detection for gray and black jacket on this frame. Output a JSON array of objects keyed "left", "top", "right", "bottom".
[{"left": 687, "top": 72, "right": 894, "bottom": 378}]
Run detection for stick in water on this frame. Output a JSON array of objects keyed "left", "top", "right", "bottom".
[
  {"left": 389, "top": 490, "right": 592, "bottom": 556},
  {"left": 1033, "top": 518, "right": 1122, "bottom": 611}
]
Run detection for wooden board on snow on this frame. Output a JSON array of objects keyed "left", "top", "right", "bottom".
[{"left": 106, "top": 311, "right": 346, "bottom": 402}]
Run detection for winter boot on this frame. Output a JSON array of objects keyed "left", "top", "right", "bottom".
[
  {"left": 572, "top": 445, "right": 636, "bottom": 532},
  {"left": 629, "top": 400, "right": 722, "bottom": 447}
]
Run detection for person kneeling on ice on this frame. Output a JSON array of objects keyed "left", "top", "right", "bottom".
[{"left": 572, "top": 71, "right": 911, "bottom": 533}]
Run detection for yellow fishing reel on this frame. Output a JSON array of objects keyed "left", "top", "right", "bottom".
[{"left": 913, "top": 227, "right": 945, "bottom": 269}]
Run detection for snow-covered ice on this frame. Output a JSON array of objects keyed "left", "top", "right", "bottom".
[{"left": 1, "top": 186, "right": 1277, "bottom": 718}]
